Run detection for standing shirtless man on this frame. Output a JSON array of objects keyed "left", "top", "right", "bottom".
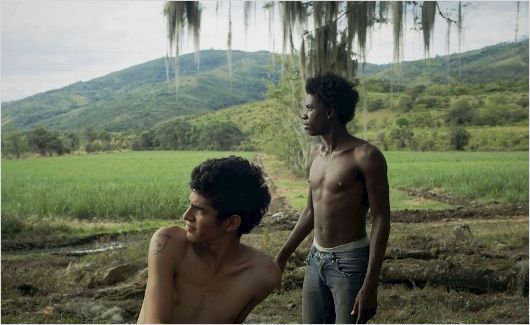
[
  {"left": 138, "top": 156, "right": 281, "bottom": 323},
  {"left": 275, "top": 73, "right": 390, "bottom": 324}
]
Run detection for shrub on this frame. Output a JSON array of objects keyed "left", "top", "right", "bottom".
[
  {"left": 395, "top": 117, "right": 410, "bottom": 128},
  {"left": 415, "top": 95, "right": 439, "bottom": 109},
  {"left": 195, "top": 121, "right": 246, "bottom": 151},
  {"left": 446, "top": 99, "right": 476, "bottom": 126},
  {"left": 392, "top": 94, "right": 414, "bottom": 112},
  {"left": 450, "top": 127, "right": 471, "bottom": 150},
  {"left": 410, "top": 112, "right": 434, "bottom": 128},
  {"left": 368, "top": 98, "right": 385, "bottom": 112},
  {"left": 516, "top": 94, "right": 529, "bottom": 108},
  {"left": 390, "top": 125, "right": 414, "bottom": 149}
]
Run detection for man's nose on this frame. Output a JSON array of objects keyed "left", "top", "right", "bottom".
[{"left": 182, "top": 207, "right": 192, "bottom": 221}]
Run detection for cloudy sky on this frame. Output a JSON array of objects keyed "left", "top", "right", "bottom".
[{"left": 1, "top": 0, "right": 528, "bottom": 102}]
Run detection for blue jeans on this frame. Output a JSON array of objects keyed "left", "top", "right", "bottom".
[{"left": 302, "top": 245, "right": 369, "bottom": 324}]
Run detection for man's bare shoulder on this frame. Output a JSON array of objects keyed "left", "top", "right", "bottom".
[
  {"left": 148, "top": 226, "right": 188, "bottom": 261},
  {"left": 242, "top": 245, "right": 282, "bottom": 290},
  {"left": 309, "top": 143, "right": 322, "bottom": 162},
  {"left": 352, "top": 141, "right": 387, "bottom": 170}
]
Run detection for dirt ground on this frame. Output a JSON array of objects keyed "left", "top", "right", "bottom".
[{"left": 1, "top": 158, "right": 528, "bottom": 323}]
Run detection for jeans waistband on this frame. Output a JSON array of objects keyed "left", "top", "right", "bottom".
[{"left": 313, "top": 236, "right": 370, "bottom": 253}]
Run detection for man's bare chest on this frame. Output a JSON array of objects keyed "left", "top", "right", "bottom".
[
  {"left": 172, "top": 264, "right": 255, "bottom": 322},
  {"left": 309, "top": 154, "right": 364, "bottom": 194}
]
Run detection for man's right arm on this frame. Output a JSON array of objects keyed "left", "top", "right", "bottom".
[
  {"left": 275, "top": 145, "right": 318, "bottom": 272},
  {"left": 138, "top": 227, "right": 183, "bottom": 324},
  {"left": 275, "top": 187, "right": 314, "bottom": 272}
]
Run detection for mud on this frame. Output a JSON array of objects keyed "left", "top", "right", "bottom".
[
  {"left": 389, "top": 206, "right": 528, "bottom": 223},
  {"left": 254, "top": 154, "right": 300, "bottom": 231},
  {"left": 1, "top": 229, "right": 151, "bottom": 251},
  {"left": 398, "top": 187, "right": 473, "bottom": 207}
]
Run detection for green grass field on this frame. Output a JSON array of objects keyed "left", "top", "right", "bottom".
[
  {"left": 1, "top": 151, "right": 255, "bottom": 222},
  {"left": 386, "top": 151, "right": 528, "bottom": 204},
  {"left": 3, "top": 151, "right": 526, "bottom": 226},
  {"left": 262, "top": 151, "right": 528, "bottom": 210}
]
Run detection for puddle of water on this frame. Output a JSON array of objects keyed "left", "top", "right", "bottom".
[
  {"left": 52, "top": 241, "right": 126, "bottom": 256},
  {"left": 2, "top": 241, "right": 129, "bottom": 258}
]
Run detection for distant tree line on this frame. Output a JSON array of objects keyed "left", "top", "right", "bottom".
[
  {"left": 1, "top": 126, "right": 135, "bottom": 158},
  {"left": 2, "top": 119, "right": 249, "bottom": 158},
  {"left": 131, "top": 119, "right": 249, "bottom": 151}
]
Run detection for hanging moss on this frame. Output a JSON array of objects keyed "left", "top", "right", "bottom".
[
  {"left": 456, "top": 2, "right": 463, "bottom": 79},
  {"left": 299, "top": 38, "right": 306, "bottom": 81},
  {"left": 379, "top": 1, "right": 389, "bottom": 22},
  {"left": 185, "top": 2, "right": 202, "bottom": 69},
  {"left": 312, "top": 1, "right": 324, "bottom": 28},
  {"left": 422, "top": 1, "right": 437, "bottom": 56},
  {"left": 446, "top": 21, "right": 452, "bottom": 84},
  {"left": 163, "top": 1, "right": 201, "bottom": 96},
  {"left": 281, "top": 1, "right": 306, "bottom": 53},
  {"left": 346, "top": 2, "right": 376, "bottom": 61},
  {"left": 346, "top": 2, "right": 357, "bottom": 53},
  {"left": 244, "top": 1, "right": 255, "bottom": 43},
  {"left": 227, "top": 1, "right": 233, "bottom": 90},
  {"left": 515, "top": 1, "right": 520, "bottom": 42},
  {"left": 163, "top": 0, "right": 461, "bottom": 97},
  {"left": 360, "top": 2, "right": 376, "bottom": 60},
  {"left": 391, "top": 1, "right": 404, "bottom": 92},
  {"left": 267, "top": 3, "right": 276, "bottom": 76},
  {"left": 392, "top": 1, "right": 404, "bottom": 64}
]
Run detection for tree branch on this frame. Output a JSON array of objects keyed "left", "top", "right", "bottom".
[{"left": 436, "top": 2, "right": 458, "bottom": 24}]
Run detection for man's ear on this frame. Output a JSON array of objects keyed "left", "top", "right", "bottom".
[
  {"left": 327, "top": 107, "right": 337, "bottom": 120},
  {"left": 223, "top": 215, "right": 241, "bottom": 233}
]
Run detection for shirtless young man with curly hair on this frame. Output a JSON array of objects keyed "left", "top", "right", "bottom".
[
  {"left": 276, "top": 73, "right": 390, "bottom": 324},
  {"left": 138, "top": 156, "right": 281, "bottom": 323}
]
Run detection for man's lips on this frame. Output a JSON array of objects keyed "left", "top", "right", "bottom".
[{"left": 185, "top": 224, "right": 195, "bottom": 231}]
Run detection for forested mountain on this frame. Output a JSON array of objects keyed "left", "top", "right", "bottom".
[
  {"left": 367, "top": 39, "right": 529, "bottom": 85},
  {"left": 2, "top": 50, "right": 279, "bottom": 131},
  {"left": 2, "top": 40, "right": 528, "bottom": 132}
]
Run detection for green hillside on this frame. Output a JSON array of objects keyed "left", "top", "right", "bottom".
[
  {"left": 2, "top": 40, "right": 528, "bottom": 133},
  {"left": 2, "top": 50, "right": 279, "bottom": 131},
  {"left": 367, "top": 40, "right": 529, "bottom": 85}
]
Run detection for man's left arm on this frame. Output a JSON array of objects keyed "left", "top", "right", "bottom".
[
  {"left": 233, "top": 260, "right": 281, "bottom": 323},
  {"left": 352, "top": 146, "right": 391, "bottom": 323}
]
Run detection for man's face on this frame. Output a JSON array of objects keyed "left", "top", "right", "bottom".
[
  {"left": 301, "top": 94, "right": 329, "bottom": 136},
  {"left": 182, "top": 191, "right": 225, "bottom": 243}
]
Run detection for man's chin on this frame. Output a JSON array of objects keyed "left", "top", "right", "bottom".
[{"left": 186, "top": 232, "right": 197, "bottom": 242}]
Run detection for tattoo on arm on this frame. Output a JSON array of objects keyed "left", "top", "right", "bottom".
[{"left": 154, "top": 233, "right": 172, "bottom": 254}]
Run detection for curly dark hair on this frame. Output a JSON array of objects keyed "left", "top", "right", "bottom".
[
  {"left": 305, "top": 73, "right": 359, "bottom": 124},
  {"left": 189, "top": 156, "right": 271, "bottom": 236}
]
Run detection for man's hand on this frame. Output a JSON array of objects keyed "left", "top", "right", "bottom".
[
  {"left": 274, "top": 255, "right": 288, "bottom": 273},
  {"left": 351, "top": 283, "right": 378, "bottom": 324}
]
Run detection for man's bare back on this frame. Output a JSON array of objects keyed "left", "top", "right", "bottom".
[{"left": 138, "top": 226, "right": 280, "bottom": 323}]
